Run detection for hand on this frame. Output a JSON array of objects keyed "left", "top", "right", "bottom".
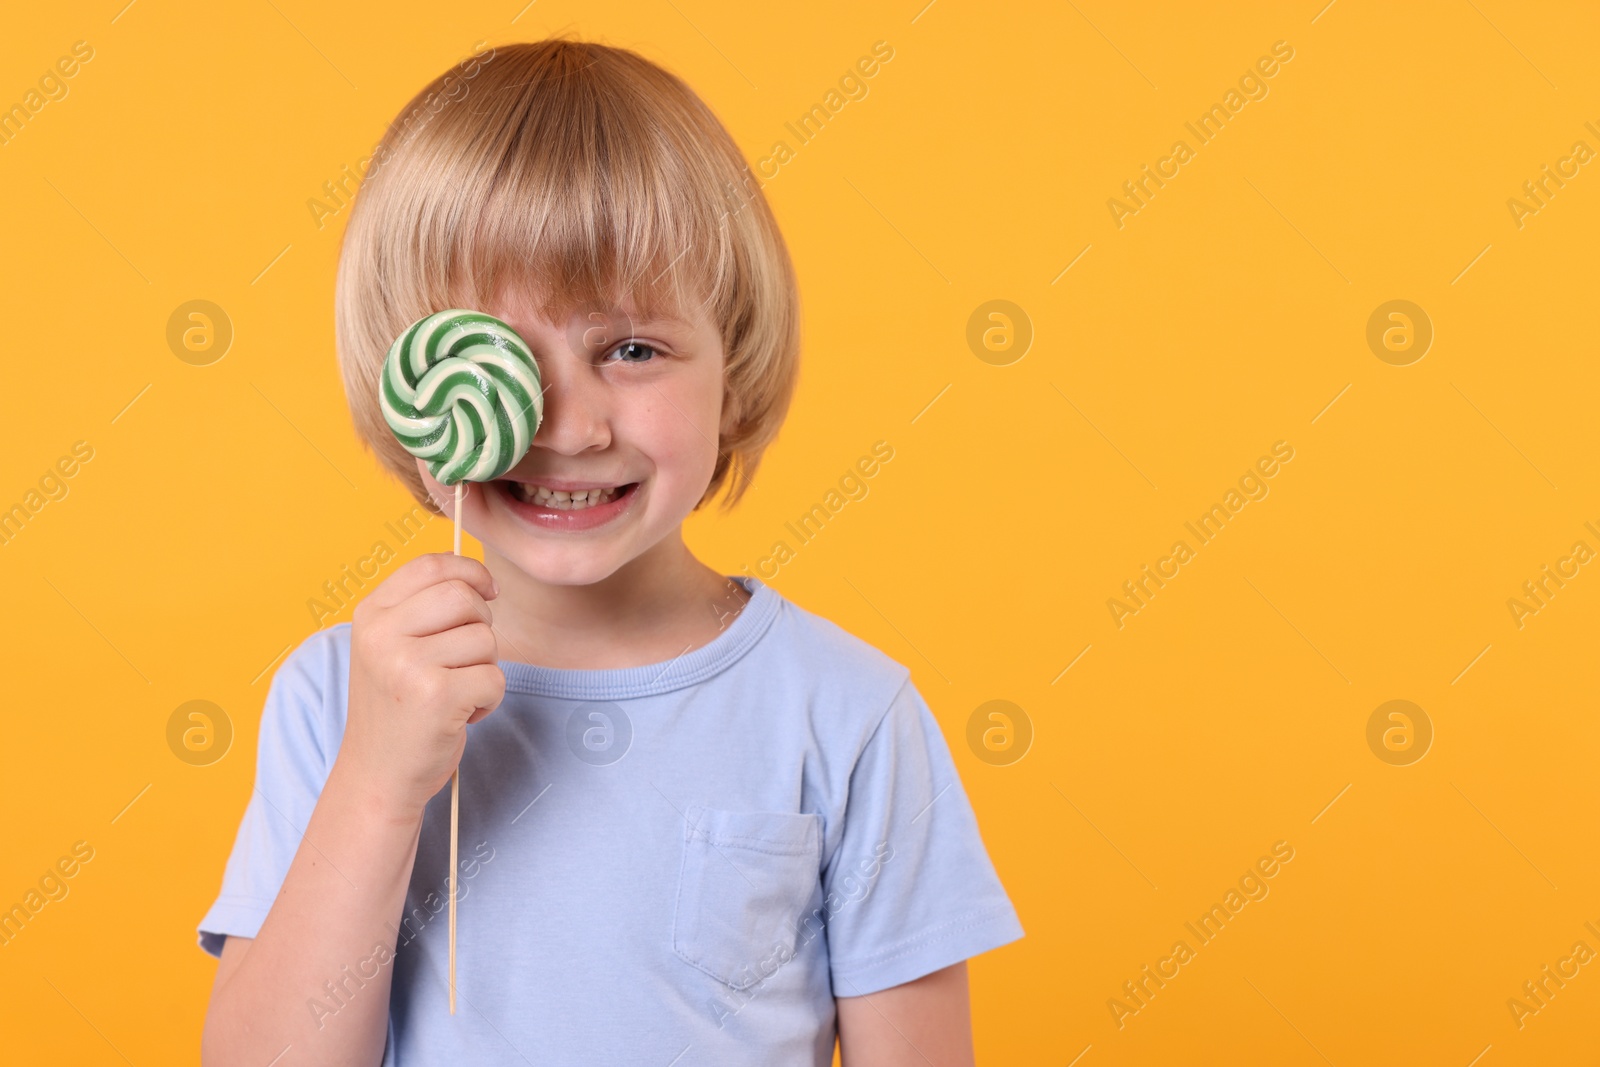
[{"left": 340, "top": 553, "right": 506, "bottom": 818}]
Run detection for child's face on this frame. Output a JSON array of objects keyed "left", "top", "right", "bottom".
[{"left": 415, "top": 283, "right": 733, "bottom": 587}]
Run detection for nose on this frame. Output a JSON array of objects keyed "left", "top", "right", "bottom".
[{"left": 530, "top": 335, "right": 613, "bottom": 457}]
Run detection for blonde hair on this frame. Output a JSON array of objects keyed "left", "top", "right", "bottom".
[{"left": 334, "top": 35, "right": 800, "bottom": 512}]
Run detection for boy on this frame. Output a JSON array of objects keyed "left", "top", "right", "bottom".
[{"left": 199, "top": 36, "right": 1022, "bottom": 1066}]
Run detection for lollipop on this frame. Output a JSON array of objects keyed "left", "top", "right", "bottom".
[
  {"left": 378, "top": 308, "right": 542, "bottom": 1016},
  {"left": 380, "top": 308, "right": 545, "bottom": 487}
]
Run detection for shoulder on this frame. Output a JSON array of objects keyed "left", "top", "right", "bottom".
[
  {"left": 255, "top": 624, "right": 353, "bottom": 765},
  {"left": 273, "top": 622, "right": 352, "bottom": 696},
  {"left": 760, "top": 587, "right": 915, "bottom": 740},
  {"left": 768, "top": 592, "right": 911, "bottom": 685}
]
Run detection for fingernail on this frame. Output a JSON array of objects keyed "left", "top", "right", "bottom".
[{"left": 491, "top": 577, "right": 500, "bottom": 597}]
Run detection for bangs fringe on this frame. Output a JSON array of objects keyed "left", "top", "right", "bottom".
[{"left": 453, "top": 49, "right": 740, "bottom": 326}]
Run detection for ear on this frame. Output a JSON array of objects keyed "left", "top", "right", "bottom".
[
  {"left": 415, "top": 458, "right": 451, "bottom": 514},
  {"left": 718, "top": 389, "right": 742, "bottom": 438}
]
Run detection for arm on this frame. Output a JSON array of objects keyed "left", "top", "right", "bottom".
[
  {"left": 200, "top": 766, "right": 424, "bottom": 1066},
  {"left": 201, "top": 554, "right": 507, "bottom": 1067},
  {"left": 837, "top": 961, "right": 974, "bottom": 1067}
]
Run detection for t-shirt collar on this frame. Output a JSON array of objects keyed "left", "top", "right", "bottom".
[{"left": 498, "top": 574, "right": 778, "bottom": 700}]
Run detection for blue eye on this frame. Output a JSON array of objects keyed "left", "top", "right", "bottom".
[{"left": 606, "top": 341, "right": 659, "bottom": 364}]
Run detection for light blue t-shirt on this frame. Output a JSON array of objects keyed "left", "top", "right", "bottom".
[{"left": 199, "top": 573, "right": 1023, "bottom": 1065}]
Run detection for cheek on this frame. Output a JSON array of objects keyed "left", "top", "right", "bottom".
[
  {"left": 644, "top": 409, "right": 719, "bottom": 489},
  {"left": 632, "top": 378, "right": 724, "bottom": 483}
]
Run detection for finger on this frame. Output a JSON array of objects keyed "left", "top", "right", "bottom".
[
  {"left": 368, "top": 553, "right": 497, "bottom": 610},
  {"left": 417, "top": 622, "right": 499, "bottom": 669},
  {"left": 395, "top": 580, "right": 494, "bottom": 637},
  {"left": 450, "top": 663, "right": 506, "bottom": 717}
]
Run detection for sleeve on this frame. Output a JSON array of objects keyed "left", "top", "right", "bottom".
[
  {"left": 821, "top": 675, "right": 1025, "bottom": 996},
  {"left": 196, "top": 628, "right": 342, "bottom": 958}
]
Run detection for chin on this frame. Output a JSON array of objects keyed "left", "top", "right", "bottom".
[{"left": 496, "top": 546, "right": 628, "bottom": 586}]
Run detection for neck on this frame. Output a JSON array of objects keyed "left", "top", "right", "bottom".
[{"left": 480, "top": 531, "right": 748, "bottom": 669}]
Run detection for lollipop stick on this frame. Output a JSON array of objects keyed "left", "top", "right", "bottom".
[
  {"left": 381, "top": 309, "right": 541, "bottom": 1021},
  {"left": 449, "top": 480, "right": 461, "bottom": 1015},
  {"left": 449, "top": 767, "right": 458, "bottom": 1014}
]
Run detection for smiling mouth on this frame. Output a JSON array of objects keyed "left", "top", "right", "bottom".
[{"left": 502, "top": 482, "right": 638, "bottom": 510}]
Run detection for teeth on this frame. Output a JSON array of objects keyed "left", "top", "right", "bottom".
[{"left": 507, "top": 482, "right": 625, "bottom": 510}]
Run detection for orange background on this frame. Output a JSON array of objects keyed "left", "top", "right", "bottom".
[{"left": 3, "top": 1, "right": 1598, "bottom": 1063}]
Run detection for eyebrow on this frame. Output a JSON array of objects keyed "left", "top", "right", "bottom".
[{"left": 628, "top": 314, "right": 695, "bottom": 331}]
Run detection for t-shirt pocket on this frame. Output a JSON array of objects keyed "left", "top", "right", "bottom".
[{"left": 672, "top": 804, "right": 823, "bottom": 990}]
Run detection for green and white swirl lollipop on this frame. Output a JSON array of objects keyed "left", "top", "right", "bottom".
[{"left": 379, "top": 309, "right": 543, "bottom": 486}]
